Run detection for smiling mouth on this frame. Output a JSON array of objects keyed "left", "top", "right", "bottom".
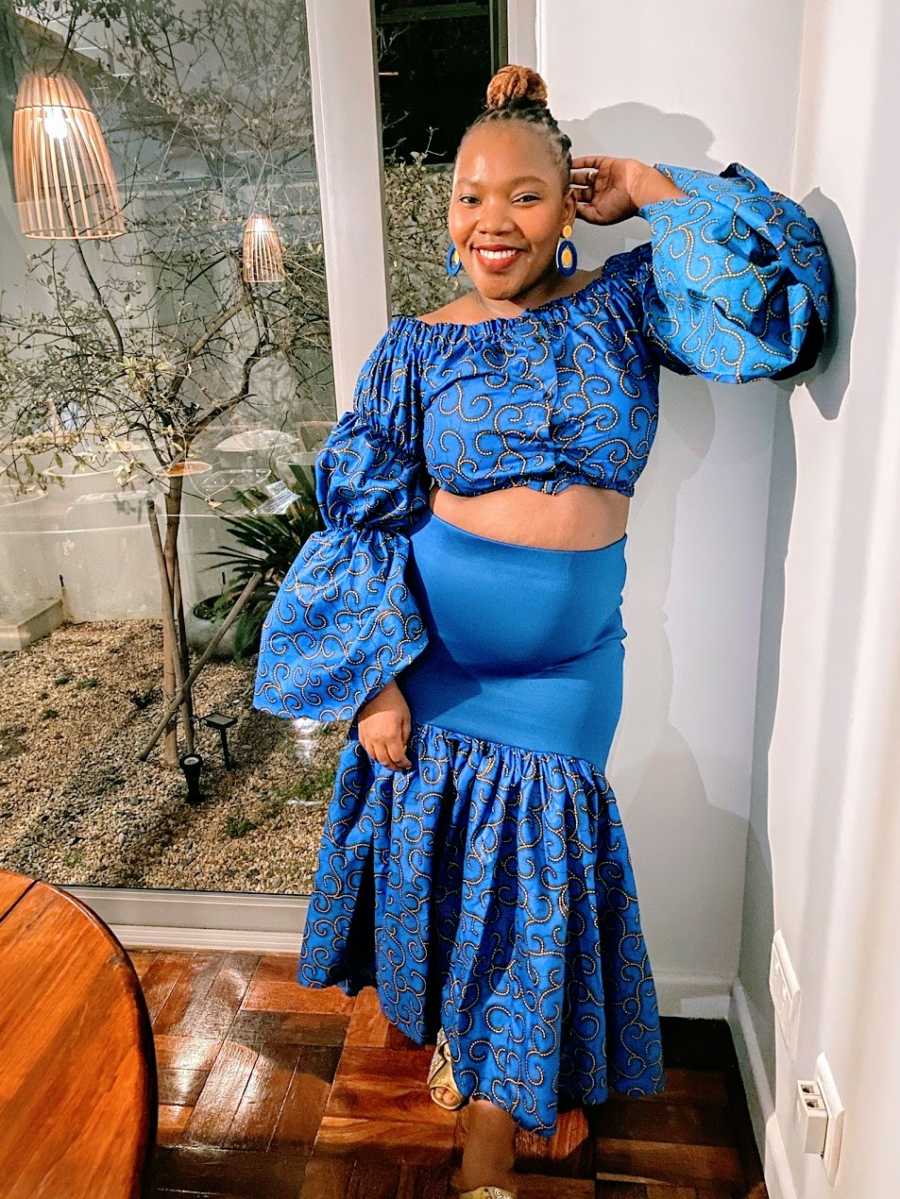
[
  {"left": 474, "top": 248, "right": 524, "bottom": 260},
  {"left": 474, "top": 247, "right": 524, "bottom": 266}
]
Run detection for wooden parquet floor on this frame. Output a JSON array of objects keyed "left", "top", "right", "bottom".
[{"left": 128, "top": 948, "right": 767, "bottom": 1199}]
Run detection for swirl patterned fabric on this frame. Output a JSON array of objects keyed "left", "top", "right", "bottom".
[
  {"left": 252, "top": 160, "right": 832, "bottom": 1137},
  {"left": 297, "top": 722, "right": 665, "bottom": 1136},
  {"left": 253, "top": 342, "right": 432, "bottom": 724},
  {"left": 638, "top": 161, "right": 832, "bottom": 380},
  {"left": 253, "top": 160, "right": 832, "bottom": 724}
]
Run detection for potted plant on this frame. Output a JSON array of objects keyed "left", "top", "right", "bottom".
[{"left": 190, "top": 463, "right": 323, "bottom": 662}]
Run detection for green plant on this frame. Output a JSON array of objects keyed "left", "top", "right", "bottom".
[
  {"left": 192, "top": 595, "right": 230, "bottom": 622},
  {"left": 225, "top": 814, "right": 258, "bottom": 838},
  {"left": 192, "top": 462, "right": 324, "bottom": 662},
  {"left": 257, "top": 795, "right": 287, "bottom": 821},
  {"left": 273, "top": 762, "right": 335, "bottom": 807}
]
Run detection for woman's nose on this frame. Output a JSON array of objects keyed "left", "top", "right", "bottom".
[{"left": 475, "top": 209, "right": 517, "bottom": 233}]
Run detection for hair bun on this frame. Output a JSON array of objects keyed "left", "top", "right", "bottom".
[{"left": 485, "top": 64, "right": 548, "bottom": 110}]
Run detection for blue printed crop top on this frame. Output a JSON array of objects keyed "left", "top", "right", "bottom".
[{"left": 253, "top": 160, "right": 833, "bottom": 724}]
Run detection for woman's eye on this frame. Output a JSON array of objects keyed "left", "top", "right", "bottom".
[{"left": 457, "top": 194, "right": 540, "bottom": 205}]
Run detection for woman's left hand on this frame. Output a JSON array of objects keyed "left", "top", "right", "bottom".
[
  {"left": 570, "top": 156, "right": 644, "bottom": 226},
  {"left": 571, "top": 156, "right": 686, "bottom": 224}
]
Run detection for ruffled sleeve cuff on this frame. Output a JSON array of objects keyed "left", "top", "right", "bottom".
[
  {"left": 252, "top": 521, "right": 429, "bottom": 725},
  {"left": 636, "top": 161, "right": 833, "bottom": 382},
  {"left": 252, "top": 322, "right": 431, "bottom": 726}
]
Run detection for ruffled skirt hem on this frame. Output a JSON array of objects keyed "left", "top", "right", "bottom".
[{"left": 295, "top": 716, "right": 667, "bottom": 1138}]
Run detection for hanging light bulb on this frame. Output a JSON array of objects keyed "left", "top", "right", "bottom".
[
  {"left": 13, "top": 71, "right": 125, "bottom": 240},
  {"left": 241, "top": 212, "right": 285, "bottom": 283}
]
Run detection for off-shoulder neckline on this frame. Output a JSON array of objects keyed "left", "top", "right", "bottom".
[{"left": 389, "top": 267, "right": 610, "bottom": 341}]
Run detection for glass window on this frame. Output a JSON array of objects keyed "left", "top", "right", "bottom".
[
  {"left": 0, "top": 0, "right": 504, "bottom": 899},
  {"left": 375, "top": 0, "right": 507, "bottom": 318}
]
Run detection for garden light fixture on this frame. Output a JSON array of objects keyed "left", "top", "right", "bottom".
[
  {"left": 179, "top": 750, "right": 204, "bottom": 805},
  {"left": 201, "top": 711, "right": 238, "bottom": 770}
]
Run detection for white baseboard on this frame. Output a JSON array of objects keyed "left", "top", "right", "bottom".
[
  {"left": 652, "top": 968, "right": 733, "bottom": 1020},
  {"left": 110, "top": 924, "right": 304, "bottom": 952},
  {"left": 730, "top": 977, "right": 796, "bottom": 1199},
  {"left": 62, "top": 884, "right": 308, "bottom": 953},
  {"left": 68, "top": 887, "right": 738, "bottom": 1002}
]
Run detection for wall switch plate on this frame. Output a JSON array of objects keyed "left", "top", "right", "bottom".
[
  {"left": 815, "top": 1052, "right": 845, "bottom": 1184},
  {"left": 769, "top": 929, "right": 801, "bottom": 1058}
]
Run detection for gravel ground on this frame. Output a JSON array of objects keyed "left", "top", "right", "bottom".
[{"left": 0, "top": 619, "right": 347, "bottom": 893}]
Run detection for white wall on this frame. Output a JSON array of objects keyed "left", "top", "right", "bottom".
[
  {"left": 742, "top": 0, "right": 900, "bottom": 1194},
  {"left": 538, "top": 0, "right": 807, "bottom": 1010},
  {"left": 540, "top": 1, "right": 899, "bottom": 1194}
]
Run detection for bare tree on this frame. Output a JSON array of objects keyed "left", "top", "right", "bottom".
[
  {"left": 0, "top": 0, "right": 457, "bottom": 768},
  {"left": 1, "top": 0, "right": 328, "bottom": 767}
]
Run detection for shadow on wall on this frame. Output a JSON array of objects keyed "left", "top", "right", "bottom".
[
  {"left": 754, "top": 0, "right": 895, "bottom": 1107},
  {"left": 559, "top": 111, "right": 733, "bottom": 989},
  {"left": 755, "top": 187, "right": 855, "bottom": 900},
  {"left": 758, "top": 188, "right": 855, "bottom": 840},
  {"left": 740, "top": 190, "right": 853, "bottom": 1085},
  {"left": 560, "top": 102, "right": 851, "bottom": 1005}
]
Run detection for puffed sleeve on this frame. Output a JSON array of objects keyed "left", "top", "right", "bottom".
[
  {"left": 624, "top": 161, "right": 833, "bottom": 382},
  {"left": 252, "top": 325, "right": 431, "bottom": 724}
]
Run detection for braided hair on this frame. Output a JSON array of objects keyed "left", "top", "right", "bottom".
[{"left": 458, "top": 65, "right": 572, "bottom": 192}]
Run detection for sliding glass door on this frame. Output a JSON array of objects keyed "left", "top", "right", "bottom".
[{"left": 0, "top": 0, "right": 506, "bottom": 909}]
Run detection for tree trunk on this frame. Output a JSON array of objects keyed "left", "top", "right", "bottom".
[
  {"left": 155, "top": 490, "right": 179, "bottom": 769},
  {"left": 148, "top": 472, "right": 201, "bottom": 770},
  {"left": 163, "top": 476, "right": 195, "bottom": 761},
  {"left": 172, "top": 539, "right": 196, "bottom": 732}
]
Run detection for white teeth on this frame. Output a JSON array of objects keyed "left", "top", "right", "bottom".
[{"left": 477, "top": 248, "right": 519, "bottom": 260}]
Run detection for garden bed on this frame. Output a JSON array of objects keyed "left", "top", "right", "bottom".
[{"left": 0, "top": 619, "right": 346, "bottom": 893}]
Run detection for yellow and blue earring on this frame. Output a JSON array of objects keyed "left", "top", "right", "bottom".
[
  {"left": 556, "top": 224, "right": 577, "bottom": 276},
  {"left": 445, "top": 241, "right": 462, "bottom": 276}
]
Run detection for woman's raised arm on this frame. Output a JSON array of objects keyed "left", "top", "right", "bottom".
[{"left": 574, "top": 156, "right": 834, "bottom": 383}]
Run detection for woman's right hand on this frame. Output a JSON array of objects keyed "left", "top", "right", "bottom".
[{"left": 356, "top": 680, "right": 413, "bottom": 770}]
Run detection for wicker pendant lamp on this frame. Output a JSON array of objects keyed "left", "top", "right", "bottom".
[
  {"left": 241, "top": 212, "right": 285, "bottom": 283},
  {"left": 13, "top": 71, "right": 125, "bottom": 240}
]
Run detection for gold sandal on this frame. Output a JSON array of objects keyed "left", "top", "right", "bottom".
[
  {"left": 450, "top": 1163, "right": 518, "bottom": 1198},
  {"left": 426, "top": 1025, "right": 466, "bottom": 1111},
  {"left": 455, "top": 1189, "right": 518, "bottom": 1199}
]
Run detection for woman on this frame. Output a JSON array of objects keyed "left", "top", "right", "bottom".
[{"left": 253, "top": 65, "right": 832, "bottom": 1199}]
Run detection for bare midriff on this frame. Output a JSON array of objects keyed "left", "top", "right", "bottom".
[{"left": 428, "top": 481, "right": 629, "bottom": 552}]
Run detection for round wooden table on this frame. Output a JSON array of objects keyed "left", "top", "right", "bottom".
[{"left": 0, "top": 868, "right": 157, "bottom": 1198}]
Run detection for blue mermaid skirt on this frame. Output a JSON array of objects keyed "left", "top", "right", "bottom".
[{"left": 295, "top": 507, "right": 667, "bottom": 1136}]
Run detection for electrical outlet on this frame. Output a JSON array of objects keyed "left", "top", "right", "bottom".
[
  {"left": 769, "top": 929, "right": 801, "bottom": 1057},
  {"left": 796, "top": 1078, "right": 828, "bottom": 1153},
  {"left": 815, "top": 1052, "right": 845, "bottom": 1185}
]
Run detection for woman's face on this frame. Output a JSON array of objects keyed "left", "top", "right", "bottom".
[{"left": 448, "top": 121, "right": 576, "bottom": 302}]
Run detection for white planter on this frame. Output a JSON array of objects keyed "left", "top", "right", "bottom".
[{"left": 186, "top": 598, "right": 239, "bottom": 659}]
